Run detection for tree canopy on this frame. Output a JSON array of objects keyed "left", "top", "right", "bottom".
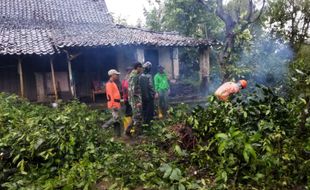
[{"left": 144, "top": 0, "right": 309, "bottom": 89}]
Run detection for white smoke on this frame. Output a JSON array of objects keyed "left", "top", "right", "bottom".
[{"left": 236, "top": 33, "right": 294, "bottom": 88}]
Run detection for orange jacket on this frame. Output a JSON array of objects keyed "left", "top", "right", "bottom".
[
  {"left": 106, "top": 80, "right": 121, "bottom": 109},
  {"left": 214, "top": 82, "right": 241, "bottom": 101}
]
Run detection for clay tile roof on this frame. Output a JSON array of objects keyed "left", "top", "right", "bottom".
[{"left": 0, "top": 0, "right": 210, "bottom": 55}]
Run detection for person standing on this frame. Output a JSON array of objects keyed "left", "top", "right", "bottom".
[
  {"left": 154, "top": 65, "right": 170, "bottom": 117},
  {"left": 139, "top": 61, "right": 156, "bottom": 126},
  {"left": 102, "top": 69, "right": 122, "bottom": 137},
  {"left": 128, "top": 62, "right": 143, "bottom": 135},
  {"left": 214, "top": 80, "right": 247, "bottom": 101},
  {"left": 121, "top": 67, "right": 133, "bottom": 135}
]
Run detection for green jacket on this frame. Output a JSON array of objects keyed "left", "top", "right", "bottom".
[{"left": 154, "top": 72, "right": 169, "bottom": 92}]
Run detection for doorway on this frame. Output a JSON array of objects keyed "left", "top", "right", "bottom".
[{"left": 144, "top": 49, "right": 159, "bottom": 76}]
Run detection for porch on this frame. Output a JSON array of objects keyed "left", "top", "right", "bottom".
[{"left": 0, "top": 45, "right": 203, "bottom": 103}]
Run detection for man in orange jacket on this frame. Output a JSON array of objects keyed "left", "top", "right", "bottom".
[
  {"left": 214, "top": 80, "right": 247, "bottom": 101},
  {"left": 102, "top": 69, "right": 122, "bottom": 137}
]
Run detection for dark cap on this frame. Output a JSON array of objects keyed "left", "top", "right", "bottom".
[
  {"left": 133, "top": 62, "right": 143, "bottom": 69},
  {"left": 158, "top": 65, "right": 164, "bottom": 69}
]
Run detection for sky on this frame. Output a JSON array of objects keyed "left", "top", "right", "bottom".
[
  {"left": 105, "top": 0, "right": 150, "bottom": 25},
  {"left": 104, "top": 0, "right": 263, "bottom": 26}
]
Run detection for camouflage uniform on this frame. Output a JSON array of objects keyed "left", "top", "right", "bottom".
[{"left": 128, "top": 70, "right": 143, "bottom": 134}]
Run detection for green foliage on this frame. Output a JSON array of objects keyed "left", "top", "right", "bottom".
[
  {"left": 267, "top": 0, "right": 310, "bottom": 47},
  {"left": 1, "top": 84, "right": 309, "bottom": 190},
  {"left": 145, "top": 0, "right": 224, "bottom": 38},
  {"left": 0, "top": 94, "right": 110, "bottom": 189},
  {"left": 185, "top": 85, "right": 309, "bottom": 189},
  {"left": 0, "top": 93, "right": 201, "bottom": 189},
  {"left": 144, "top": 0, "right": 224, "bottom": 82},
  {"left": 290, "top": 44, "right": 310, "bottom": 98}
]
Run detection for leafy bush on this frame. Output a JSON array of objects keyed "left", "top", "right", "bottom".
[
  {"left": 0, "top": 84, "right": 309, "bottom": 190},
  {"left": 0, "top": 93, "right": 198, "bottom": 190},
  {"left": 183, "top": 85, "right": 309, "bottom": 189},
  {"left": 0, "top": 93, "right": 111, "bottom": 189}
]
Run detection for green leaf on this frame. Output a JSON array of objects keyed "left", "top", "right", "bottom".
[
  {"left": 163, "top": 166, "right": 173, "bottom": 179},
  {"left": 295, "top": 69, "right": 305, "bottom": 75},
  {"left": 221, "top": 171, "right": 228, "bottom": 182},
  {"left": 215, "top": 133, "right": 228, "bottom": 140},
  {"left": 231, "top": 130, "right": 241, "bottom": 138},
  {"left": 243, "top": 150, "right": 249, "bottom": 163},
  {"left": 17, "top": 159, "right": 26, "bottom": 173},
  {"left": 139, "top": 173, "right": 147, "bottom": 181},
  {"left": 170, "top": 168, "right": 182, "bottom": 181},
  {"left": 174, "top": 145, "right": 183, "bottom": 156},
  {"left": 35, "top": 138, "right": 44, "bottom": 150},
  {"left": 13, "top": 154, "right": 20, "bottom": 164},
  {"left": 249, "top": 133, "right": 261, "bottom": 142},
  {"left": 159, "top": 163, "right": 170, "bottom": 172},
  {"left": 178, "top": 183, "right": 186, "bottom": 190},
  {"left": 245, "top": 143, "right": 257, "bottom": 159},
  {"left": 243, "top": 111, "right": 248, "bottom": 118},
  {"left": 218, "top": 141, "right": 227, "bottom": 155},
  {"left": 255, "top": 173, "right": 265, "bottom": 179},
  {"left": 63, "top": 184, "right": 73, "bottom": 190}
]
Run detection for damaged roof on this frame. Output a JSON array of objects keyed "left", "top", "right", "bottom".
[{"left": 0, "top": 0, "right": 210, "bottom": 55}]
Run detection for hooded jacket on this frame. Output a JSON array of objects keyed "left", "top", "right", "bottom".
[{"left": 139, "top": 71, "right": 155, "bottom": 101}]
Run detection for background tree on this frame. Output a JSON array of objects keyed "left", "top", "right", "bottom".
[
  {"left": 198, "top": 0, "right": 266, "bottom": 81},
  {"left": 145, "top": 0, "right": 266, "bottom": 84},
  {"left": 144, "top": 0, "right": 224, "bottom": 38},
  {"left": 144, "top": 0, "right": 309, "bottom": 96},
  {"left": 144, "top": 0, "right": 224, "bottom": 93},
  {"left": 267, "top": 0, "right": 310, "bottom": 50}
]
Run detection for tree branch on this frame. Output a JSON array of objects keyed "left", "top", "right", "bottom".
[
  {"left": 246, "top": 0, "right": 254, "bottom": 22},
  {"left": 240, "top": 0, "right": 266, "bottom": 31},
  {"left": 196, "top": 0, "right": 213, "bottom": 12}
]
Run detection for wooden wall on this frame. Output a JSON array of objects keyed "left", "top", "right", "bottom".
[
  {"left": 73, "top": 47, "right": 118, "bottom": 99},
  {"left": 0, "top": 55, "right": 70, "bottom": 102},
  {"left": 0, "top": 46, "right": 181, "bottom": 102},
  {"left": 0, "top": 56, "right": 20, "bottom": 95}
]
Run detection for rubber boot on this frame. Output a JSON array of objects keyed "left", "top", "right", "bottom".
[
  {"left": 125, "top": 125, "right": 132, "bottom": 137},
  {"left": 113, "top": 122, "right": 121, "bottom": 137}
]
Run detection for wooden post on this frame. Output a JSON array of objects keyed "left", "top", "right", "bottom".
[
  {"left": 67, "top": 57, "right": 75, "bottom": 98},
  {"left": 50, "top": 57, "right": 58, "bottom": 101},
  {"left": 199, "top": 47, "right": 211, "bottom": 95},
  {"left": 170, "top": 48, "right": 175, "bottom": 79},
  {"left": 64, "top": 50, "right": 80, "bottom": 98},
  {"left": 18, "top": 57, "right": 24, "bottom": 97},
  {"left": 172, "top": 48, "right": 179, "bottom": 79}
]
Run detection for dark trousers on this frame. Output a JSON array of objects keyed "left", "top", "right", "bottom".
[
  {"left": 124, "top": 101, "right": 132, "bottom": 116},
  {"left": 142, "top": 98, "right": 155, "bottom": 125},
  {"left": 159, "top": 91, "right": 168, "bottom": 116}
]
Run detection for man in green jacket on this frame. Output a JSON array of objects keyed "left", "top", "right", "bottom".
[{"left": 154, "top": 65, "right": 170, "bottom": 117}]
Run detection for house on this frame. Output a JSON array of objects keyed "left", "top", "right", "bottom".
[{"left": 0, "top": 0, "right": 211, "bottom": 102}]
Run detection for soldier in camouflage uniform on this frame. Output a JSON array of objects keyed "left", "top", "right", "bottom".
[{"left": 128, "top": 62, "right": 143, "bottom": 135}]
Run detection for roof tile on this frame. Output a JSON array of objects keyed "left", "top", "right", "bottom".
[{"left": 0, "top": 0, "right": 209, "bottom": 55}]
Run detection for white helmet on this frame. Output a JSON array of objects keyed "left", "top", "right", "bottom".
[
  {"left": 108, "top": 69, "right": 120, "bottom": 76},
  {"left": 143, "top": 61, "right": 152, "bottom": 69}
]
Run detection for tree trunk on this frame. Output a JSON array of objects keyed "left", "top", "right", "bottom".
[{"left": 199, "top": 47, "right": 210, "bottom": 95}]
